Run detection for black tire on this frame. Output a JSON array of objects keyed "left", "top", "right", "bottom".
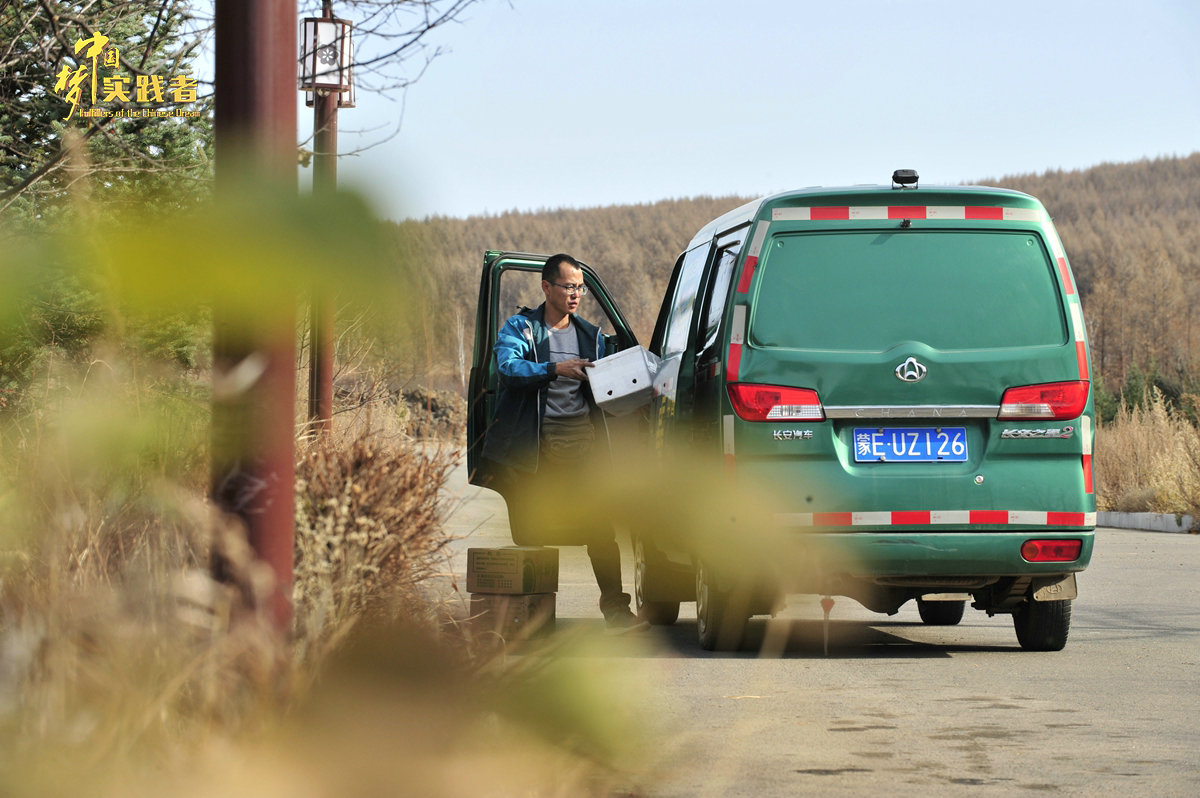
[
  {"left": 917, "top": 598, "right": 966, "bottom": 626},
  {"left": 1013, "top": 598, "right": 1072, "bottom": 651},
  {"left": 634, "top": 538, "right": 681, "bottom": 625},
  {"left": 695, "top": 560, "right": 747, "bottom": 651}
]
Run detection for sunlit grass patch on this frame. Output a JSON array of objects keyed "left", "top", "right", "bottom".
[{"left": 1096, "top": 388, "right": 1200, "bottom": 518}]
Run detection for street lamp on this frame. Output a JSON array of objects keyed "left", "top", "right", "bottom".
[
  {"left": 299, "top": 15, "right": 354, "bottom": 434},
  {"left": 299, "top": 16, "right": 353, "bottom": 96},
  {"left": 304, "top": 68, "right": 355, "bottom": 109}
]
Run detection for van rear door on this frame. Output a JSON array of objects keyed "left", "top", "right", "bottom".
[
  {"left": 729, "top": 216, "right": 1094, "bottom": 527},
  {"left": 467, "top": 251, "right": 638, "bottom": 486}
]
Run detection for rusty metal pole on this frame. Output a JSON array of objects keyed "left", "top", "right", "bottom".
[
  {"left": 212, "top": 0, "right": 298, "bottom": 631},
  {"left": 307, "top": 80, "right": 337, "bottom": 434}
]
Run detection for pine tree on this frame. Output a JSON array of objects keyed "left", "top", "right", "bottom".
[{"left": 0, "top": 1, "right": 213, "bottom": 224}]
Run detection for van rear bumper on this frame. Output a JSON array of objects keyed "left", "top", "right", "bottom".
[{"left": 787, "top": 530, "right": 1094, "bottom": 579}]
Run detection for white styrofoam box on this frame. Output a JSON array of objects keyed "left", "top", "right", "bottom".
[{"left": 588, "top": 346, "right": 660, "bottom": 416}]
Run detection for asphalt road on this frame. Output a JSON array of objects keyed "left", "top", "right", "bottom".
[{"left": 441, "top": 458, "right": 1200, "bottom": 797}]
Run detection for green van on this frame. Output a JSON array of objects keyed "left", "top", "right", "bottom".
[{"left": 468, "top": 171, "right": 1095, "bottom": 652}]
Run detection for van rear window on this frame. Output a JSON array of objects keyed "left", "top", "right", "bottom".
[{"left": 750, "top": 231, "right": 1067, "bottom": 351}]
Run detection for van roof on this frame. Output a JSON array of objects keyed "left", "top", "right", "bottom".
[{"left": 686, "top": 183, "right": 1042, "bottom": 251}]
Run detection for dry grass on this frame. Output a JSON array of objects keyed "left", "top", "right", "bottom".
[
  {"left": 0, "top": 187, "right": 644, "bottom": 795},
  {"left": 1095, "top": 389, "right": 1200, "bottom": 518},
  {"left": 0, "top": 397, "right": 288, "bottom": 792},
  {"left": 292, "top": 425, "right": 457, "bottom": 667},
  {"left": 0, "top": 381, "right": 643, "bottom": 797}
]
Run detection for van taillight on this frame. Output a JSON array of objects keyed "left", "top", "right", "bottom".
[
  {"left": 998, "top": 381, "right": 1089, "bottom": 420},
  {"left": 1021, "top": 539, "right": 1082, "bottom": 562},
  {"left": 728, "top": 384, "right": 824, "bottom": 421}
]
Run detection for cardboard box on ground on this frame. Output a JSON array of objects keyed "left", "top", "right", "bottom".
[
  {"left": 467, "top": 546, "right": 558, "bottom": 594},
  {"left": 467, "top": 547, "right": 559, "bottom": 639},
  {"left": 469, "top": 593, "right": 556, "bottom": 639}
]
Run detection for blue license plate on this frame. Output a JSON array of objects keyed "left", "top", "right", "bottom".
[{"left": 853, "top": 427, "right": 968, "bottom": 463}]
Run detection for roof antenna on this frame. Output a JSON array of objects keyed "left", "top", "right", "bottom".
[{"left": 892, "top": 169, "right": 919, "bottom": 189}]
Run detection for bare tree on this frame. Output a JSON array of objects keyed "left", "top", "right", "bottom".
[
  {"left": 301, "top": 0, "right": 479, "bottom": 94},
  {"left": 1, "top": 0, "right": 484, "bottom": 220},
  {"left": 294, "top": 0, "right": 482, "bottom": 161}
]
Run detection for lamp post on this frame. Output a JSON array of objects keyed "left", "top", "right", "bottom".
[{"left": 299, "top": 14, "right": 353, "bottom": 434}]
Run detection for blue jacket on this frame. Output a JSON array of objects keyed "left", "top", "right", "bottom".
[{"left": 481, "top": 303, "right": 610, "bottom": 474}]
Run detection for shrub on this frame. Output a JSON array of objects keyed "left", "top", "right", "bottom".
[
  {"left": 292, "top": 429, "right": 457, "bottom": 666},
  {"left": 401, "top": 386, "right": 466, "bottom": 442},
  {"left": 1095, "top": 388, "right": 1200, "bottom": 517}
]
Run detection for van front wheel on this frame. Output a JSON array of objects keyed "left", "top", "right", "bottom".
[{"left": 1013, "top": 598, "right": 1071, "bottom": 651}]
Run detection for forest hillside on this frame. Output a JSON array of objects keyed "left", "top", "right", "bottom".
[{"left": 384, "top": 153, "right": 1200, "bottom": 411}]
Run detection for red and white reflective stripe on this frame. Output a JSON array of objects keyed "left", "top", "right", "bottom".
[
  {"left": 1047, "top": 229, "right": 1075, "bottom": 295},
  {"left": 723, "top": 414, "right": 736, "bottom": 471},
  {"left": 727, "top": 304, "right": 747, "bottom": 382},
  {"left": 748, "top": 219, "right": 770, "bottom": 257},
  {"left": 1057, "top": 258, "right": 1075, "bottom": 294},
  {"left": 724, "top": 306, "right": 746, "bottom": 464},
  {"left": 777, "top": 510, "right": 1097, "bottom": 527},
  {"left": 723, "top": 304, "right": 751, "bottom": 467},
  {"left": 771, "top": 206, "right": 1045, "bottom": 223},
  {"left": 1076, "top": 343, "right": 1090, "bottom": 380},
  {"left": 1069, "top": 302, "right": 1090, "bottom": 380},
  {"left": 1081, "top": 415, "right": 1094, "bottom": 494},
  {"left": 738, "top": 221, "right": 770, "bottom": 293},
  {"left": 1069, "top": 303, "right": 1086, "bottom": 343}
]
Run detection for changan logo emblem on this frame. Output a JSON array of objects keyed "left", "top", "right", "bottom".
[{"left": 894, "top": 357, "right": 927, "bottom": 383}]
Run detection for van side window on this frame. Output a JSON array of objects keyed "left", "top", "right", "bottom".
[
  {"left": 699, "top": 242, "right": 741, "bottom": 356},
  {"left": 661, "top": 244, "right": 710, "bottom": 357}
]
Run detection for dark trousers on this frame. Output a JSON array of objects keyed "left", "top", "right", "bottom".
[{"left": 482, "top": 417, "right": 628, "bottom": 614}]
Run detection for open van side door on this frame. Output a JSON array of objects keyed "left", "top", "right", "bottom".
[
  {"left": 688, "top": 227, "right": 747, "bottom": 450},
  {"left": 647, "top": 225, "right": 746, "bottom": 454},
  {"left": 466, "top": 250, "right": 639, "bottom": 487}
]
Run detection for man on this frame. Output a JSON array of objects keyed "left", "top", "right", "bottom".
[{"left": 481, "top": 253, "right": 647, "bottom": 633}]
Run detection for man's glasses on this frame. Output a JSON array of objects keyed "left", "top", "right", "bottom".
[{"left": 551, "top": 282, "right": 589, "bottom": 296}]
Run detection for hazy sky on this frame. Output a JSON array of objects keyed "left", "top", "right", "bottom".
[{"left": 309, "top": 0, "right": 1200, "bottom": 221}]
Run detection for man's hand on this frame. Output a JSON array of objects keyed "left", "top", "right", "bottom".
[{"left": 553, "top": 358, "right": 593, "bottom": 381}]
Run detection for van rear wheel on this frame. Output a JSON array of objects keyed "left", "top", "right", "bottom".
[
  {"left": 917, "top": 598, "right": 966, "bottom": 626},
  {"left": 635, "top": 537, "right": 680, "bottom": 626},
  {"left": 695, "top": 560, "right": 747, "bottom": 651},
  {"left": 1013, "top": 598, "right": 1071, "bottom": 651}
]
